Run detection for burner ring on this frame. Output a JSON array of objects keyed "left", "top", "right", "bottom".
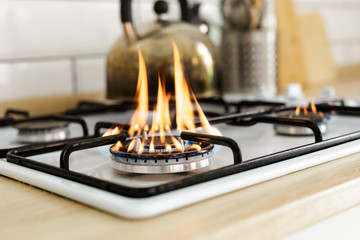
[
  {"left": 110, "top": 140, "right": 214, "bottom": 174},
  {"left": 14, "top": 120, "right": 70, "bottom": 143}
]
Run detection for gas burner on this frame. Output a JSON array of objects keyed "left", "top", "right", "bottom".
[
  {"left": 274, "top": 112, "right": 328, "bottom": 136},
  {"left": 110, "top": 136, "right": 214, "bottom": 174},
  {"left": 14, "top": 120, "right": 70, "bottom": 143}
]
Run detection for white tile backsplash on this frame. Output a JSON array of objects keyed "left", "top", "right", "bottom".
[
  {"left": 320, "top": 9, "right": 360, "bottom": 42},
  {"left": 0, "top": 0, "right": 359, "bottom": 103},
  {"left": 76, "top": 57, "right": 106, "bottom": 93},
  {"left": 343, "top": 45, "right": 355, "bottom": 66},
  {"left": 331, "top": 45, "right": 345, "bottom": 66},
  {"left": 295, "top": 0, "right": 360, "bottom": 67},
  {"left": 351, "top": 44, "right": 360, "bottom": 64},
  {"left": 0, "top": 0, "right": 120, "bottom": 60},
  {"left": 0, "top": 60, "right": 72, "bottom": 101}
]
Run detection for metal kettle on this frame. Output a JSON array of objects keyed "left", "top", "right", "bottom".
[{"left": 106, "top": 0, "right": 221, "bottom": 100}]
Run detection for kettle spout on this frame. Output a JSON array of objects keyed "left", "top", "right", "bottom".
[{"left": 123, "top": 22, "right": 138, "bottom": 45}]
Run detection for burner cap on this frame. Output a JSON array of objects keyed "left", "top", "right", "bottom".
[
  {"left": 110, "top": 136, "right": 214, "bottom": 174},
  {"left": 14, "top": 120, "right": 69, "bottom": 143}
]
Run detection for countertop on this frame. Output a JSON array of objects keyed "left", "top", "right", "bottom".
[
  {"left": 1, "top": 68, "right": 360, "bottom": 240},
  {"left": 1, "top": 153, "right": 360, "bottom": 240}
]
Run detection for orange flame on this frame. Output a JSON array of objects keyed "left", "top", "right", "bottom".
[
  {"left": 186, "top": 144, "right": 202, "bottom": 151},
  {"left": 149, "top": 77, "right": 172, "bottom": 142},
  {"left": 172, "top": 40, "right": 219, "bottom": 135},
  {"left": 310, "top": 102, "right": 317, "bottom": 113},
  {"left": 165, "top": 144, "right": 172, "bottom": 153},
  {"left": 193, "top": 92, "right": 221, "bottom": 135},
  {"left": 293, "top": 102, "right": 322, "bottom": 117},
  {"left": 127, "top": 139, "right": 135, "bottom": 152},
  {"left": 107, "top": 41, "right": 219, "bottom": 154},
  {"left": 303, "top": 107, "right": 308, "bottom": 115},
  {"left": 149, "top": 139, "right": 155, "bottom": 153},
  {"left": 113, "top": 141, "right": 123, "bottom": 151},
  {"left": 128, "top": 50, "right": 148, "bottom": 137},
  {"left": 171, "top": 136, "right": 184, "bottom": 152},
  {"left": 103, "top": 126, "right": 120, "bottom": 137},
  {"left": 172, "top": 40, "right": 195, "bottom": 132}
]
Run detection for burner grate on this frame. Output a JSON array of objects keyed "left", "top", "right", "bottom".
[
  {"left": 0, "top": 113, "right": 89, "bottom": 158},
  {"left": 5, "top": 103, "right": 360, "bottom": 198}
]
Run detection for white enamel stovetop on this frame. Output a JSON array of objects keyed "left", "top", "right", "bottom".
[{"left": 1, "top": 108, "right": 360, "bottom": 219}]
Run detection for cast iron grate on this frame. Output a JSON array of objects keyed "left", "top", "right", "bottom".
[
  {"left": 0, "top": 113, "right": 89, "bottom": 158},
  {"left": 5, "top": 103, "right": 360, "bottom": 198}
]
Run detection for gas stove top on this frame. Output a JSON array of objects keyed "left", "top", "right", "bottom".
[{"left": 1, "top": 98, "right": 360, "bottom": 219}]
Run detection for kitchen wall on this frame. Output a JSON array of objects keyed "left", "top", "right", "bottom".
[
  {"left": 295, "top": 0, "right": 360, "bottom": 67},
  {"left": 0, "top": 0, "right": 359, "bottom": 102}
]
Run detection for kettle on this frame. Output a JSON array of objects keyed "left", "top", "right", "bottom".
[{"left": 106, "top": 0, "right": 221, "bottom": 101}]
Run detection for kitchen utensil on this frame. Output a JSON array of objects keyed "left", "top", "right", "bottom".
[
  {"left": 221, "top": 0, "right": 277, "bottom": 99},
  {"left": 106, "top": 0, "right": 221, "bottom": 100}
]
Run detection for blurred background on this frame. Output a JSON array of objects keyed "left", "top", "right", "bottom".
[{"left": 0, "top": 0, "right": 359, "bottom": 103}]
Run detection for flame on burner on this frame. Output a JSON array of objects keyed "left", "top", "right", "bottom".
[
  {"left": 294, "top": 102, "right": 318, "bottom": 116},
  {"left": 303, "top": 107, "right": 308, "bottom": 115},
  {"left": 114, "top": 141, "right": 123, "bottom": 150},
  {"left": 128, "top": 50, "right": 149, "bottom": 137},
  {"left": 106, "top": 41, "right": 219, "bottom": 154},
  {"left": 172, "top": 40, "right": 219, "bottom": 136},
  {"left": 127, "top": 139, "right": 137, "bottom": 152},
  {"left": 149, "top": 77, "right": 172, "bottom": 141},
  {"left": 173, "top": 40, "right": 196, "bottom": 132},
  {"left": 186, "top": 144, "right": 202, "bottom": 151},
  {"left": 310, "top": 102, "right": 317, "bottom": 113},
  {"left": 326, "top": 102, "right": 337, "bottom": 115},
  {"left": 103, "top": 126, "right": 120, "bottom": 137}
]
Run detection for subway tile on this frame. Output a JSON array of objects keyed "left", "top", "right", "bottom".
[
  {"left": 0, "top": 1, "right": 121, "bottom": 60},
  {"left": 130, "top": 1, "right": 145, "bottom": 30},
  {"left": 167, "top": 1, "right": 181, "bottom": 21},
  {"left": 199, "top": 2, "right": 222, "bottom": 26},
  {"left": 319, "top": 9, "right": 360, "bottom": 42},
  {"left": 130, "top": 1, "right": 156, "bottom": 36},
  {"left": 343, "top": 45, "right": 355, "bottom": 66},
  {"left": 331, "top": 45, "right": 345, "bottom": 66},
  {"left": 351, "top": 44, "right": 360, "bottom": 64},
  {"left": 76, "top": 57, "right": 106, "bottom": 93},
  {"left": 199, "top": 2, "right": 223, "bottom": 46},
  {"left": 295, "top": 0, "right": 358, "bottom": 9},
  {"left": 0, "top": 60, "right": 73, "bottom": 101}
]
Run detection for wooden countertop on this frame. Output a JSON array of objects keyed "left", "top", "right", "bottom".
[
  {"left": 1, "top": 66, "right": 360, "bottom": 239},
  {"left": 1, "top": 153, "right": 360, "bottom": 240}
]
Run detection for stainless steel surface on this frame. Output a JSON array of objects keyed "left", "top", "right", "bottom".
[
  {"left": 14, "top": 120, "right": 69, "bottom": 143},
  {"left": 21, "top": 112, "right": 359, "bottom": 189},
  {"left": 221, "top": 0, "right": 277, "bottom": 99},
  {"left": 222, "top": 0, "right": 251, "bottom": 30},
  {"left": 3, "top": 98, "right": 360, "bottom": 220},
  {"left": 111, "top": 155, "right": 213, "bottom": 174},
  {"left": 221, "top": 30, "right": 277, "bottom": 97},
  {"left": 274, "top": 123, "right": 327, "bottom": 136},
  {"left": 110, "top": 137, "right": 215, "bottom": 174}
]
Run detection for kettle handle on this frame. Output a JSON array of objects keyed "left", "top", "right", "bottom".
[
  {"left": 120, "top": 0, "right": 190, "bottom": 44},
  {"left": 121, "top": 0, "right": 190, "bottom": 23}
]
